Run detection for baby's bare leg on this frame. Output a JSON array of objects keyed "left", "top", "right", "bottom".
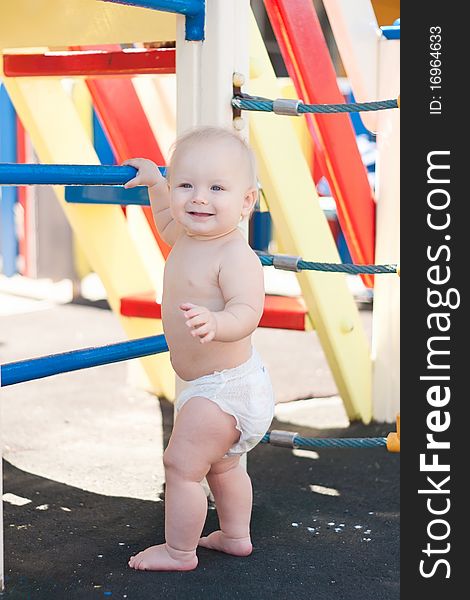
[
  {"left": 128, "top": 397, "right": 240, "bottom": 571},
  {"left": 198, "top": 455, "right": 253, "bottom": 556}
]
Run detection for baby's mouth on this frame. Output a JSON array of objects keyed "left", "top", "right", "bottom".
[{"left": 188, "top": 211, "right": 214, "bottom": 217}]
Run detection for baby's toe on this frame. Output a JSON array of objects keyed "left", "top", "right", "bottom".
[
  {"left": 136, "top": 557, "right": 147, "bottom": 570},
  {"left": 130, "top": 552, "right": 146, "bottom": 570},
  {"left": 129, "top": 554, "right": 142, "bottom": 569}
]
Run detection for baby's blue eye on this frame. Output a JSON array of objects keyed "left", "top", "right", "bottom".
[
  {"left": 211, "top": 185, "right": 223, "bottom": 191},
  {"left": 179, "top": 183, "right": 192, "bottom": 188}
]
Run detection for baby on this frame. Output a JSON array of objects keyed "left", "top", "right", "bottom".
[{"left": 123, "top": 127, "right": 275, "bottom": 571}]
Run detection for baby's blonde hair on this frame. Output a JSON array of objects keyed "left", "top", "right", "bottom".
[{"left": 167, "top": 126, "right": 258, "bottom": 192}]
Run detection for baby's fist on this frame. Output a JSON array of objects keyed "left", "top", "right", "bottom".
[
  {"left": 122, "top": 158, "right": 163, "bottom": 189},
  {"left": 180, "top": 303, "right": 217, "bottom": 344}
]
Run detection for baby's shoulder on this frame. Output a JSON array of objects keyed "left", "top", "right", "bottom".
[
  {"left": 220, "top": 234, "right": 252, "bottom": 256},
  {"left": 220, "top": 236, "right": 261, "bottom": 269}
]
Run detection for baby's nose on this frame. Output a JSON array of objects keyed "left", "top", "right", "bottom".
[{"left": 192, "top": 192, "right": 208, "bottom": 204}]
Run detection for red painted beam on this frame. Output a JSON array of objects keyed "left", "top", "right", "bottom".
[
  {"left": 121, "top": 292, "right": 162, "bottom": 319},
  {"left": 264, "top": 0, "right": 376, "bottom": 287},
  {"left": 76, "top": 44, "right": 171, "bottom": 259},
  {"left": 87, "top": 76, "right": 170, "bottom": 257},
  {"left": 121, "top": 293, "right": 307, "bottom": 331},
  {"left": 260, "top": 295, "right": 307, "bottom": 330},
  {"left": 3, "top": 48, "right": 176, "bottom": 77}
]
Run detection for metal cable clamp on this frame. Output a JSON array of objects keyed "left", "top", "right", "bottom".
[
  {"left": 272, "top": 254, "right": 301, "bottom": 272},
  {"left": 272, "top": 98, "right": 302, "bottom": 116},
  {"left": 269, "top": 430, "right": 299, "bottom": 448}
]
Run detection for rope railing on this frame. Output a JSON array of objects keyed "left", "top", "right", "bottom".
[
  {"left": 256, "top": 251, "right": 398, "bottom": 275},
  {"left": 261, "top": 430, "right": 388, "bottom": 449},
  {"left": 232, "top": 94, "right": 399, "bottom": 116}
]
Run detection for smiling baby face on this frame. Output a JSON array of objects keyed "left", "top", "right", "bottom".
[{"left": 167, "top": 127, "right": 258, "bottom": 239}]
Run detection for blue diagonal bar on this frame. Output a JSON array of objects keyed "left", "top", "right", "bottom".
[
  {"left": 65, "top": 186, "right": 151, "bottom": 206},
  {"left": 0, "top": 334, "right": 169, "bottom": 387},
  {"left": 100, "top": 0, "right": 205, "bottom": 40},
  {"left": 0, "top": 86, "right": 19, "bottom": 276},
  {"left": 0, "top": 164, "right": 166, "bottom": 186}
]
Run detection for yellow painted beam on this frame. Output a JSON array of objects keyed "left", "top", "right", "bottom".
[
  {"left": 249, "top": 14, "right": 372, "bottom": 423},
  {"left": 2, "top": 73, "right": 174, "bottom": 400},
  {"left": 269, "top": 77, "right": 314, "bottom": 253},
  {"left": 278, "top": 77, "right": 313, "bottom": 169},
  {"left": 71, "top": 80, "right": 93, "bottom": 281},
  {"left": 0, "top": 0, "right": 176, "bottom": 50}
]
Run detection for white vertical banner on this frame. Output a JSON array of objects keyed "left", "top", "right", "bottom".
[{"left": 372, "top": 36, "right": 400, "bottom": 422}]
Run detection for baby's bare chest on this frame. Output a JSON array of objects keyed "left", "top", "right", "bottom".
[{"left": 163, "top": 245, "right": 222, "bottom": 303}]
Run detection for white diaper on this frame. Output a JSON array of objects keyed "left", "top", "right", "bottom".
[{"left": 175, "top": 349, "right": 275, "bottom": 456}]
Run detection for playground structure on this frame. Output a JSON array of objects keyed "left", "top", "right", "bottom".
[{"left": 1, "top": 0, "right": 399, "bottom": 592}]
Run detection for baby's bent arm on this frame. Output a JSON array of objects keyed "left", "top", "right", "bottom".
[
  {"left": 123, "top": 158, "right": 182, "bottom": 246},
  {"left": 148, "top": 181, "right": 183, "bottom": 246},
  {"left": 213, "top": 244, "right": 265, "bottom": 342}
]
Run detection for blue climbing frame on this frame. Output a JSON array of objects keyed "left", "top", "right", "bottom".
[
  {"left": 0, "top": 163, "right": 166, "bottom": 186},
  {"left": 0, "top": 85, "right": 18, "bottom": 276},
  {"left": 0, "top": 334, "right": 169, "bottom": 386},
  {"left": 100, "top": 0, "right": 206, "bottom": 40},
  {"left": 65, "top": 185, "right": 151, "bottom": 206}
]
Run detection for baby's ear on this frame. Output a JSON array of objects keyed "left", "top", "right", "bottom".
[{"left": 241, "top": 187, "right": 258, "bottom": 218}]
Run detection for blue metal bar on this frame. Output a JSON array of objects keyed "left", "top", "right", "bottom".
[
  {"left": 65, "top": 186, "right": 150, "bottom": 206},
  {"left": 93, "top": 110, "right": 116, "bottom": 166},
  {"left": 249, "top": 210, "right": 272, "bottom": 252},
  {"left": 0, "top": 334, "right": 169, "bottom": 387},
  {"left": 381, "top": 25, "right": 400, "bottom": 40},
  {"left": 100, "top": 0, "right": 205, "bottom": 40},
  {"left": 0, "top": 85, "right": 19, "bottom": 276},
  {"left": 0, "top": 164, "right": 165, "bottom": 186}
]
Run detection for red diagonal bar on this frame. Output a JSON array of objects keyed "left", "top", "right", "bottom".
[
  {"left": 3, "top": 48, "right": 175, "bottom": 77},
  {"left": 76, "top": 44, "right": 171, "bottom": 259},
  {"left": 121, "top": 292, "right": 308, "bottom": 330},
  {"left": 264, "top": 0, "right": 376, "bottom": 287}
]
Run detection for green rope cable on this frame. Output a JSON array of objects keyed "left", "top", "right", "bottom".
[
  {"left": 232, "top": 96, "right": 398, "bottom": 114},
  {"left": 261, "top": 432, "right": 388, "bottom": 449},
  {"left": 256, "top": 252, "right": 398, "bottom": 275}
]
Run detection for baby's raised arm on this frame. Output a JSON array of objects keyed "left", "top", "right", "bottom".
[
  {"left": 123, "top": 158, "right": 182, "bottom": 246},
  {"left": 182, "top": 241, "right": 265, "bottom": 343}
]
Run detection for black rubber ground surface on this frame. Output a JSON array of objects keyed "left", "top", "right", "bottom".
[{"left": 3, "top": 408, "right": 399, "bottom": 600}]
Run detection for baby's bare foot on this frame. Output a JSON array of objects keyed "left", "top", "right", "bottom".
[
  {"left": 198, "top": 531, "right": 252, "bottom": 556},
  {"left": 128, "top": 543, "right": 198, "bottom": 571}
]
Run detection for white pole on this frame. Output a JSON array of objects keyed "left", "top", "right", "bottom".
[
  {"left": 372, "top": 35, "right": 400, "bottom": 422},
  {"left": 176, "top": 0, "right": 249, "bottom": 132}
]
